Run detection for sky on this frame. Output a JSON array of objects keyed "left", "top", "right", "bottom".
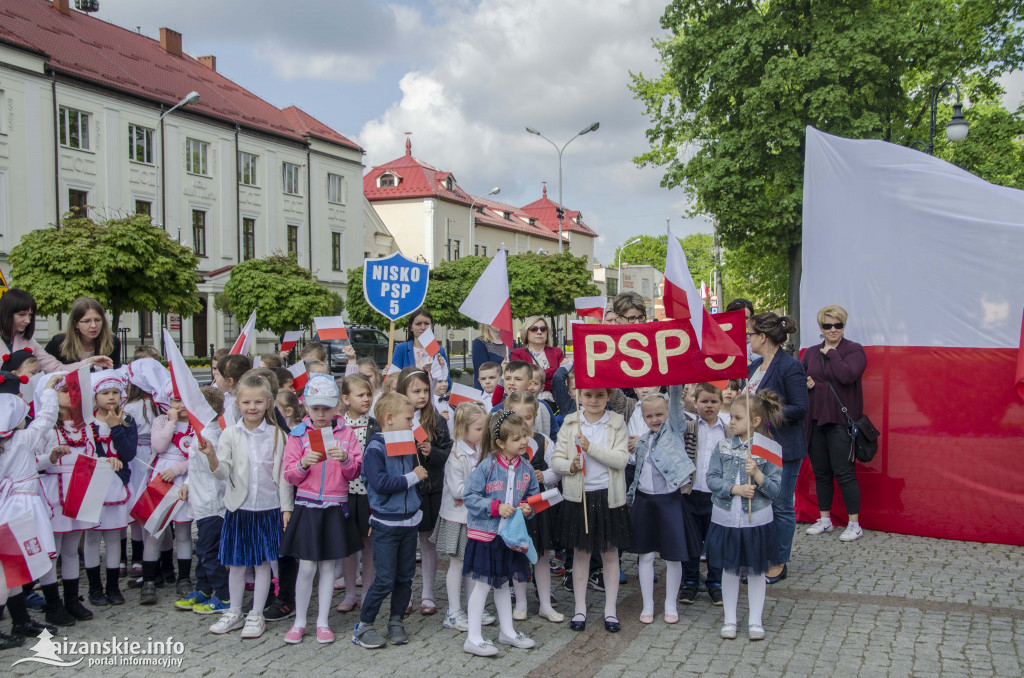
[{"left": 92, "top": 0, "right": 1023, "bottom": 267}]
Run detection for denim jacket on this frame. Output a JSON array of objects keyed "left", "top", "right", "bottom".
[
  {"left": 627, "top": 384, "right": 696, "bottom": 505},
  {"left": 705, "top": 436, "right": 782, "bottom": 513},
  {"left": 463, "top": 454, "right": 539, "bottom": 541}
]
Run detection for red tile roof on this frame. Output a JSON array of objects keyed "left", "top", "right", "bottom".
[
  {"left": 0, "top": 0, "right": 361, "bottom": 151},
  {"left": 520, "top": 184, "right": 598, "bottom": 238},
  {"left": 363, "top": 138, "right": 473, "bottom": 204},
  {"left": 472, "top": 196, "right": 562, "bottom": 242}
]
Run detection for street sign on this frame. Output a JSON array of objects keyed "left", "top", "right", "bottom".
[
  {"left": 710, "top": 305, "right": 720, "bottom": 315},
  {"left": 363, "top": 252, "right": 429, "bottom": 321},
  {"left": 710, "top": 294, "right": 719, "bottom": 306},
  {"left": 168, "top": 313, "right": 181, "bottom": 331}
]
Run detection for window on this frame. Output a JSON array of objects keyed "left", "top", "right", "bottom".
[
  {"left": 242, "top": 218, "right": 256, "bottom": 260},
  {"left": 287, "top": 224, "right": 299, "bottom": 257},
  {"left": 447, "top": 239, "right": 461, "bottom": 261},
  {"left": 331, "top": 233, "right": 342, "bottom": 271},
  {"left": 503, "top": 211, "right": 512, "bottom": 220},
  {"left": 68, "top": 189, "right": 88, "bottom": 217},
  {"left": 134, "top": 200, "right": 151, "bottom": 216},
  {"left": 192, "top": 210, "right": 207, "bottom": 257},
  {"left": 378, "top": 173, "right": 396, "bottom": 188},
  {"left": 185, "top": 138, "right": 209, "bottom": 175},
  {"left": 238, "top": 152, "right": 258, "bottom": 186},
  {"left": 474, "top": 244, "right": 488, "bottom": 257},
  {"left": 128, "top": 124, "right": 154, "bottom": 164},
  {"left": 607, "top": 278, "right": 619, "bottom": 296},
  {"left": 641, "top": 278, "right": 651, "bottom": 297},
  {"left": 58, "top": 107, "right": 90, "bottom": 150},
  {"left": 282, "top": 162, "right": 301, "bottom": 196},
  {"left": 0, "top": 90, "right": 4, "bottom": 134},
  {"left": 327, "top": 173, "right": 345, "bottom": 204},
  {"left": 445, "top": 176, "right": 454, "bottom": 191},
  {"left": 139, "top": 311, "right": 152, "bottom": 339}
]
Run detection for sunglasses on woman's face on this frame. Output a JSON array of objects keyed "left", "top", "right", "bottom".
[
  {"left": 821, "top": 322, "right": 844, "bottom": 330},
  {"left": 529, "top": 326, "right": 548, "bottom": 333}
]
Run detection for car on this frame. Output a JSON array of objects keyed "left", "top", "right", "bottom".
[{"left": 312, "top": 325, "right": 391, "bottom": 373}]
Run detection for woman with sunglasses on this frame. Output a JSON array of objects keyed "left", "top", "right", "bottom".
[
  {"left": 799, "top": 305, "right": 867, "bottom": 543},
  {"left": 43, "top": 297, "right": 121, "bottom": 368},
  {"left": 510, "top": 316, "right": 563, "bottom": 392}
]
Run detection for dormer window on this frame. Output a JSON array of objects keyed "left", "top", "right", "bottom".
[
  {"left": 503, "top": 211, "right": 512, "bottom": 220},
  {"left": 378, "top": 172, "right": 398, "bottom": 188},
  {"left": 445, "top": 176, "right": 454, "bottom": 191},
  {"left": 575, "top": 213, "right": 582, "bottom": 225},
  {"left": 528, "top": 218, "right": 537, "bottom": 226}
]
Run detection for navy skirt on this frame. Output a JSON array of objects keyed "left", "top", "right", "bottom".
[
  {"left": 627, "top": 490, "right": 703, "bottom": 562},
  {"left": 525, "top": 502, "right": 560, "bottom": 552},
  {"left": 280, "top": 504, "right": 363, "bottom": 562},
  {"left": 704, "top": 521, "right": 779, "bottom": 576},
  {"left": 418, "top": 490, "right": 442, "bottom": 534},
  {"left": 219, "top": 508, "right": 282, "bottom": 567},
  {"left": 556, "top": 488, "right": 632, "bottom": 553},
  {"left": 463, "top": 538, "right": 531, "bottom": 588},
  {"left": 350, "top": 493, "right": 371, "bottom": 539}
]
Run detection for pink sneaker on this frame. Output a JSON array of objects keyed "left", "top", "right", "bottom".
[
  {"left": 315, "top": 626, "right": 335, "bottom": 644},
  {"left": 283, "top": 626, "right": 305, "bottom": 644}
]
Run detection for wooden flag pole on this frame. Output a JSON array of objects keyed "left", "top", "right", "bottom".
[
  {"left": 386, "top": 320, "right": 396, "bottom": 368},
  {"left": 747, "top": 390, "right": 753, "bottom": 524},
  {"left": 576, "top": 389, "right": 589, "bottom": 535}
]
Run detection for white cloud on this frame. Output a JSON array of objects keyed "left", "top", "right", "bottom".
[{"left": 999, "top": 71, "right": 1024, "bottom": 111}]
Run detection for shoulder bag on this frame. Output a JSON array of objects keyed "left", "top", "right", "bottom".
[{"left": 819, "top": 353, "right": 880, "bottom": 462}]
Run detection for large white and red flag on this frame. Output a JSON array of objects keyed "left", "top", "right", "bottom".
[
  {"left": 64, "top": 366, "right": 93, "bottom": 428},
  {"left": 1017, "top": 310, "right": 1024, "bottom": 401},
  {"left": 280, "top": 331, "right": 302, "bottom": 353},
  {"left": 62, "top": 453, "right": 115, "bottom": 523},
  {"left": 0, "top": 512, "right": 52, "bottom": 592},
  {"left": 663, "top": 229, "right": 738, "bottom": 356},
  {"left": 287, "top": 361, "right": 309, "bottom": 392},
  {"left": 164, "top": 329, "right": 219, "bottom": 439},
  {"left": 230, "top": 310, "right": 258, "bottom": 355},
  {"left": 314, "top": 316, "right": 348, "bottom": 341},
  {"left": 459, "top": 250, "right": 514, "bottom": 347},
  {"left": 130, "top": 476, "right": 180, "bottom": 538},
  {"left": 574, "top": 296, "right": 605, "bottom": 322}
]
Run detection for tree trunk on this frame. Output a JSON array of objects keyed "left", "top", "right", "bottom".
[
  {"left": 110, "top": 306, "right": 121, "bottom": 333},
  {"left": 787, "top": 242, "right": 802, "bottom": 351}
]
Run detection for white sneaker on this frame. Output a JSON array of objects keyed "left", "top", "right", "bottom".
[
  {"left": 720, "top": 623, "right": 737, "bottom": 639},
  {"left": 463, "top": 638, "right": 498, "bottom": 657},
  {"left": 240, "top": 612, "right": 266, "bottom": 638},
  {"left": 749, "top": 624, "right": 766, "bottom": 640},
  {"left": 805, "top": 518, "right": 833, "bottom": 535},
  {"left": 443, "top": 609, "right": 469, "bottom": 632},
  {"left": 481, "top": 610, "right": 496, "bottom": 626},
  {"left": 839, "top": 523, "right": 863, "bottom": 542},
  {"left": 210, "top": 611, "right": 245, "bottom": 635},
  {"left": 498, "top": 631, "right": 535, "bottom": 649}
]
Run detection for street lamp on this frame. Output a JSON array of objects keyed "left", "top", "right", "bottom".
[
  {"left": 525, "top": 122, "right": 600, "bottom": 253},
  {"left": 910, "top": 82, "right": 969, "bottom": 155},
  {"left": 155, "top": 91, "right": 200, "bottom": 230},
  {"left": 616, "top": 236, "right": 642, "bottom": 295},
  {"left": 467, "top": 186, "right": 500, "bottom": 259}
]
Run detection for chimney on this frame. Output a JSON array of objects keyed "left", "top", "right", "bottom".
[
  {"left": 198, "top": 55, "right": 217, "bottom": 72},
  {"left": 54, "top": 0, "right": 71, "bottom": 16},
  {"left": 159, "top": 27, "right": 183, "bottom": 58}
]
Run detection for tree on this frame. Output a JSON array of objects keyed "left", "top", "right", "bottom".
[
  {"left": 223, "top": 255, "right": 340, "bottom": 337},
  {"left": 9, "top": 213, "right": 201, "bottom": 331},
  {"left": 632, "top": 0, "right": 1024, "bottom": 324},
  {"left": 612, "top": 233, "right": 715, "bottom": 282}
]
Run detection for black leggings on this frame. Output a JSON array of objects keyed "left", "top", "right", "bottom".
[{"left": 808, "top": 423, "right": 861, "bottom": 515}]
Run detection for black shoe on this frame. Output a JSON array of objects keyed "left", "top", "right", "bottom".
[
  {"left": 562, "top": 572, "right": 574, "bottom": 592},
  {"left": 154, "top": 571, "right": 167, "bottom": 589},
  {"left": 44, "top": 604, "right": 76, "bottom": 627},
  {"left": 569, "top": 613, "right": 586, "bottom": 632},
  {"left": 0, "top": 631, "right": 25, "bottom": 651},
  {"left": 766, "top": 564, "right": 788, "bottom": 585},
  {"left": 140, "top": 581, "right": 157, "bottom": 605},
  {"left": 263, "top": 598, "right": 295, "bottom": 622},
  {"left": 11, "top": 618, "right": 58, "bottom": 637},
  {"left": 678, "top": 583, "right": 698, "bottom": 604},
  {"left": 125, "top": 576, "right": 144, "bottom": 589},
  {"left": 708, "top": 584, "right": 723, "bottom": 606},
  {"left": 106, "top": 568, "right": 125, "bottom": 605},
  {"left": 587, "top": 570, "right": 605, "bottom": 592},
  {"left": 88, "top": 589, "right": 108, "bottom": 606},
  {"left": 604, "top": 615, "right": 620, "bottom": 633},
  {"left": 85, "top": 566, "right": 106, "bottom": 606},
  {"left": 63, "top": 580, "right": 93, "bottom": 621}
]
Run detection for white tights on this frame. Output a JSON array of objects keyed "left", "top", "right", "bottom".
[
  {"left": 39, "top": 531, "right": 83, "bottom": 585},
  {"left": 721, "top": 571, "right": 767, "bottom": 627},
  {"left": 228, "top": 562, "right": 272, "bottom": 616},
  {"left": 419, "top": 532, "right": 437, "bottom": 602},
  {"left": 83, "top": 530, "right": 120, "bottom": 569},
  {"left": 294, "top": 559, "right": 336, "bottom": 629},
  {"left": 572, "top": 548, "right": 619, "bottom": 619},
  {"left": 513, "top": 560, "right": 556, "bottom": 615},
  {"left": 445, "top": 558, "right": 475, "bottom": 613},
  {"left": 638, "top": 552, "right": 682, "bottom": 617},
  {"left": 466, "top": 581, "right": 515, "bottom": 646}
]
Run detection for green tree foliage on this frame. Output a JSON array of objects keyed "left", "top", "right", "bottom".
[
  {"left": 612, "top": 233, "right": 714, "bottom": 282},
  {"left": 9, "top": 213, "right": 201, "bottom": 331},
  {"left": 223, "top": 255, "right": 340, "bottom": 337},
  {"left": 632, "top": 0, "right": 1024, "bottom": 316}
]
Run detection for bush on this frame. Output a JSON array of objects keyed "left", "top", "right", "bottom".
[{"left": 450, "top": 368, "right": 463, "bottom": 378}]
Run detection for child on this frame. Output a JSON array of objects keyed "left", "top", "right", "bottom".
[
  {"left": 705, "top": 391, "right": 783, "bottom": 641},
  {"left": 214, "top": 354, "right": 253, "bottom": 425},
  {"left": 175, "top": 386, "right": 230, "bottom": 615},
  {"left": 526, "top": 364, "right": 555, "bottom": 438},
  {"left": 683, "top": 384, "right": 698, "bottom": 420},
  {"left": 430, "top": 403, "right": 493, "bottom": 631},
  {"left": 134, "top": 344, "right": 163, "bottom": 360},
  {"left": 626, "top": 386, "right": 665, "bottom": 487},
  {"left": 627, "top": 389, "right": 701, "bottom": 625},
  {"left": 201, "top": 372, "right": 292, "bottom": 639},
  {"left": 339, "top": 375, "right": 380, "bottom": 610},
  {"left": 299, "top": 341, "right": 327, "bottom": 364},
  {"left": 396, "top": 367, "right": 453, "bottom": 617},
  {"left": 681, "top": 382, "right": 731, "bottom": 605},
  {"left": 552, "top": 387, "right": 631, "bottom": 633},
  {"left": 475, "top": 362, "right": 501, "bottom": 398},
  {"left": 272, "top": 367, "right": 295, "bottom": 393},
  {"left": 83, "top": 370, "right": 138, "bottom": 607},
  {"left": 353, "top": 393, "right": 428, "bottom": 650},
  {"left": 306, "top": 361, "right": 330, "bottom": 376},
  {"left": 460, "top": 410, "right": 540, "bottom": 657},
  {"left": 722, "top": 380, "right": 742, "bottom": 406},
  {"left": 505, "top": 391, "right": 562, "bottom": 623},
  {"left": 276, "top": 389, "right": 304, "bottom": 429},
  {"left": 281, "top": 374, "right": 363, "bottom": 645},
  {"left": 2, "top": 349, "right": 39, "bottom": 379},
  {"left": 490, "top": 360, "right": 532, "bottom": 410},
  {"left": 259, "top": 354, "right": 283, "bottom": 369}
]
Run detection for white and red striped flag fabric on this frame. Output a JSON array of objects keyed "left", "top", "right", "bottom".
[
  {"left": 526, "top": 437, "right": 539, "bottom": 462},
  {"left": 526, "top": 488, "right": 563, "bottom": 514},
  {"left": 62, "top": 453, "right": 115, "bottom": 523},
  {"left": 0, "top": 511, "right": 52, "bottom": 592},
  {"left": 64, "top": 366, "right": 93, "bottom": 429},
  {"left": 411, "top": 422, "right": 429, "bottom": 445},
  {"left": 287, "top": 361, "right": 309, "bottom": 392},
  {"left": 314, "top": 316, "right": 348, "bottom": 341},
  {"left": 663, "top": 229, "right": 739, "bottom": 355},
  {"left": 230, "top": 310, "right": 258, "bottom": 355},
  {"left": 164, "top": 329, "right": 219, "bottom": 439},
  {"left": 280, "top": 331, "right": 302, "bottom": 353},
  {"left": 419, "top": 327, "right": 441, "bottom": 358},
  {"left": 130, "top": 476, "right": 180, "bottom": 538},
  {"left": 459, "top": 249, "right": 514, "bottom": 347},
  {"left": 384, "top": 430, "right": 417, "bottom": 457},
  {"left": 574, "top": 296, "right": 605, "bottom": 322},
  {"left": 307, "top": 427, "right": 334, "bottom": 456},
  {"left": 752, "top": 433, "right": 783, "bottom": 468},
  {"left": 449, "top": 382, "right": 489, "bottom": 408}
]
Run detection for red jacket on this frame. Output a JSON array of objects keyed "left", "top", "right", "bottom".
[{"left": 509, "top": 345, "right": 565, "bottom": 391}]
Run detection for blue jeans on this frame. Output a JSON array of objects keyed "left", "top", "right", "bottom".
[
  {"left": 772, "top": 459, "right": 802, "bottom": 564},
  {"left": 359, "top": 521, "right": 417, "bottom": 625},
  {"left": 195, "top": 516, "right": 228, "bottom": 600}
]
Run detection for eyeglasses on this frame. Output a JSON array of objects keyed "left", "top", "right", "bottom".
[
  {"left": 821, "top": 322, "right": 845, "bottom": 330},
  {"left": 528, "top": 326, "right": 548, "bottom": 333},
  {"left": 77, "top": 318, "right": 103, "bottom": 326},
  {"left": 746, "top": 332, "right": 758, "bottom": 338},
  {"left": 623, "top": 314, "right": 646, "bottom": 324}
]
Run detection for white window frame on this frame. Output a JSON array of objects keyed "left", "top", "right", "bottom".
[
  {"left": 377, "top": 172, "right": 397, "bottom": 188},
  {"left": 238, "top": 151, "right": 258, "bottom": 186},
  {"left": 59, "top": 106, "right": 90, "bottom": 150},
  {"left": 0, "top": 90, "right": 5, "bottom": 135},
  {"left": 327, "top": 173, "right": 345, "bottom": 204},
  {"left": 128, "top": 123, "right": 154, "bottom": 164},
  {"left": 185, "top": 138, "right": 210, "bottom": 176},
  {"left": 282, "top": 162, "right": 302, "bottom": 196}
]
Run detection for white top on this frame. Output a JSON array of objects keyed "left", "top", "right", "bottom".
[
  {"left": 496, "top": 459, "right": 518, "bottom": 534},
  {"left": 747, "top": 366, "right": 767, "bottom": 394},
  {"left": 711, "top": 467, "right": 773, "bottom": 528},
  {"left": 344, "top": 413, "right": 370, "bottom": 495},
  {"left": 1, "top": 390, "right": 58, "bottom": 495},
  {"left": 528, "top": 348, "right": 549, "bottom": 370},
  {"left": 237, "top": 419, "right": 280, "bottom": 512},
  {"left": 186, "top": 426, "right": 225, "bottom": 520},
  {"left": 694, "top": 414, "right": 729, "bottom": 494},
  {"left": 580, "top": 411, "right": 611, "bottom": 492},
  {"left": 122, "top": 399, "right": 155, "bottom": 444},
  {"left": 637, "top": 430, "right": 671, "bottom": 495}
]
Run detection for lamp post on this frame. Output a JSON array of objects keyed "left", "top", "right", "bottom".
[
  {"left": 911, "top": 82, "right": 969, "bottom": 155},
  {"left": 467, "top": 186, "right": 500, "bottom": 259},
  {"left": 525, "top": 122, "right": 600, "bottom": 253},
  {"left": 616, "top": 237, "right": 642, "bottom": 295}
]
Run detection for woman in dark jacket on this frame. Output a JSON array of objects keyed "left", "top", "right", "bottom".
[
  {"left": 747, "top": 312, "right": 808, "bottom": 583},
  {"left": 45, "top": 297, "right": 121, "bottom": 368},
  {"left": 800, "top": 304, "right": 867, "bottom": 543}
]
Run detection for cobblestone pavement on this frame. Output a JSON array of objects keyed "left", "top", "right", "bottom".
[{"left": 5, "top": 527, "right": 1023, "bottom": 677}]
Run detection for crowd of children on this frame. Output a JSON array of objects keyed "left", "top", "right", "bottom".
[{"left": 0, "top": 322, "right": 785, "bottom": 655}]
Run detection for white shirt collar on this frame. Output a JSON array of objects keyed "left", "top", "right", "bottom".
[
  {"left": 235, "top": 417, "right": 268, "bottom": 434},
  {"left": 581, "top": 410, "right": 610, "bottom": 427}
]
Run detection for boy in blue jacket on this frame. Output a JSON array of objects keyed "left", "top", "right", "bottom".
[{"left": 353, "top": 392, "right": 428, "bottom": 650}]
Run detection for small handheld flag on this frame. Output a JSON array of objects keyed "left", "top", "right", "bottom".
[
  {"left": 287, "top": 361, "right": 308, "bottom": 392},
  {"left": 383, "top": 430, "right": 417, "bottom": 456},
  {"left": 307, "top": 427, "right": 334, "bottom": 456},
  {"left": 130, "top": 475, "right": 180, "bottom": 538},
  {"left": 419, "top": 327, "right": 440, "bottom": 358},
  {"left": 752, "top": 432, "right": 783, "bottom": 468},
  {"left": 65, "top": 366, "right": 93, "bottom": 428},
  {"left": 574, "top": 296, "right": 606, "bottom": 322},
  {"left": 526, "top": 488, "right": 564, "bottom": 514},
  {"left": 0, "top": 512, "right": 53, "bottom": 591},
  {"left": 230, "top": 310, "right": 258, "bottom": 355},
  {"left": 164, "top": 329, "right": 219, "bottom": 438},
  {"left": 449, "top": 382, "right": 489, "bottom": 408},
  {"left": 526, "top": 437, "right": 539, "bottom": 462},
  {"left": 63, "top": 454, "right": 115, "bottom": 523},
  {"left": 280, "top": 331, "right": 302, "bottom": 353},
  {"left": 459, "top": 249, "right": 514, "bottom": 346},
  {"left": 411, "top": 422, "right": 429, "bottom": 445},
  {"left": 314, "top": 316, "right": 348, "bottom": 341}
]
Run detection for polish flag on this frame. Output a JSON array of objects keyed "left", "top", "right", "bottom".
[
  {"left": 314, "top": 316, "right": 348, "bottom": 341},
  {"left": 130, "top": 476, "right": 180, "bottom": 538},
  {"left": 574, "top": 296, "right": 605, "bottom": 322},
  {"left": 411, "top": 422, "right": 429, "bottom": 445},
  {"left": 459, "top": 249, "right": 514, "bottom": 347},
  {"left": 230, "top": 310, "right": 258, "bottom": 355},
  {"left": 308, "top": 427, "right": 334, "bottom": 456},
  {"left": 430, "top": 356, "right": 448, "bottom": 383},
  {"left": 752, "top": 433, "right": 783, "bottom": 468},
  {"left": 527, "top": 488, "right": 564, "bottom": 514},
  {"left": 252, "top": 355, "right": 262, "bottom": 369},
  {"left": 384, "top": 430, "right": 417, "bottom": 456},
  {"left": 164, "top": 329, "right": 219, "bottom": 439},
  {"left": 287, "top": 361, "right": 309, "bottom": 392},
  {"left": 419, "top": 327, "right": 441, "bottom": 358},
  {"left": 664, "top": 229, "right": 741, "bottom": 356},
  {"left": 449, "top": 382, "right": 489, "bottom": 408},
  {"left": 526, "top": 437, "right": 539, "bottom": 462},
  {"left": 62, "top": 453, "right": 115, "bottom": 523},
  {"left": 0, "top": 511, "right": 52, "bottom": 591},
  {"left": 280, "top": 331, "right": 302, "bottom": 353},
  {"left": 1016, "top": 309, "right": 1024, "bottom": 401},
  {"left": 574, "top": 437, "right": 586, "bottom": 475},
  {"left": 65, "top": 366, "right": 93, "bottom": 428},
  {"left": 699, "top": 281, "right": 709, "bottom": 302},
  {"left": 709, "top": 379, "right": 730, "bottom": 390}
]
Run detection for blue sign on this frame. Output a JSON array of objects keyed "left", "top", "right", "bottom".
[{"left": 363, "top": 252, "right": 429, "bottom": 321}]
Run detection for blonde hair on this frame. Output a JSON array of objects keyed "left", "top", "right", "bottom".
[
  {"left": 817, "top": 304, "right": 849, "bottom": 326},
  {"left": 374, "top": 392, "right": 411, "bottom": 423},
  {"left": 478, "top": 324, "right": 501, "bottom": 344},
  {"left": 62, "top": 297, "right": 114, "bottom": 361},
  {"left": 505, "top": 389, "right": 538, "bottom": 413},
  {"left": 731, "top": 391, "right": 784, "bottom": 434},
  {"left": 259, "top": 354, "right": 283, "bottom": 369},
  {"left": 134, "top": 344, "right": 162, "bottom": 360},
  {"left": 299, "top": 341, "right": 327, "bottom": 362},
  {"left": 452, "top": 402, "right": 487, "bottom": 444},
  {"left": 199, "top": 385, "right": 225, "bottom": 416},
  {"left": 518, "top": 315, "right": 551, "bottom": 347},
  {"left": 235, "top": 372, "right": 278, "bottom": 427},
  {"left": 342, "top": 374, "right": 373, "bottom": 397},
  {"left": 639, "top": 393, "right": 668, "bottom": 412}
]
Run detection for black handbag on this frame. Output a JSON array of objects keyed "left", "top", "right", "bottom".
[{"left": 819, "top": 353, "right": 880, "bottom": 462}]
